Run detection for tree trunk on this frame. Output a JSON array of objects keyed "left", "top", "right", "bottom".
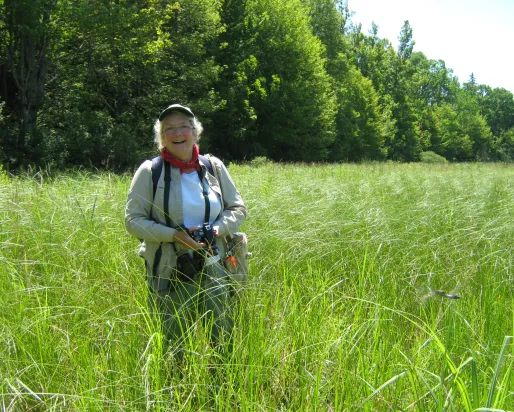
[{"left": 4, "top": 0, "right": 52, "bottom": 164}]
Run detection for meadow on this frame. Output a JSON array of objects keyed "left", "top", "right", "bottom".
[{"left": 0, "top": 162, "right": 513, "bottom": 411}]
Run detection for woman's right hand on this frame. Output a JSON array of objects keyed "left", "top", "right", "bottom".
[{"left": 173, "top": 228, "right": 205, "bottom": 250}]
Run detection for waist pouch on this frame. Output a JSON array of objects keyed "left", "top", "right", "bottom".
[
  {"left": 174, "top": 252, "right": 205, "bottom": 282},
  {"left": 223, "top": 232, "right": 250, "bottom": 284}
]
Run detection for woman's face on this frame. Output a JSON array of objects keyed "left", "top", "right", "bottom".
[{"left": 162, "top": 112, "right": 197, "bottom": 161}]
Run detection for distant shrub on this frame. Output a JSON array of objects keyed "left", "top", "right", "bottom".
[
  {"left": 250, "top": 156, "right": 271, "bottom": 167},
  {"left": 420, "top": 151, "right": 448, "bottom": 164},
  {"left": 0, "top": 164, "right": 10, "bottom": 184}
]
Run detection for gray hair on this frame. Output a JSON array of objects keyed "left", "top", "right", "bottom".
[{"left": 153, "top": 114, "right": 204, "bottom": 150}]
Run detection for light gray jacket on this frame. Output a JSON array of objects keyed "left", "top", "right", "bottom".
[{"left": 125, "top": 155, "right": 247, "bottom": 291}]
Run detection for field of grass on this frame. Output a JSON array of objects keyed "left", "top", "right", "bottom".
[{"left": 0, "top": 162, "right": 513, "bottom": 411}]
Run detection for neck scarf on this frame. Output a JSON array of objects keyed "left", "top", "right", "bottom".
[{"left": 161, "top": 144, "right": 201, "bottom": 174}]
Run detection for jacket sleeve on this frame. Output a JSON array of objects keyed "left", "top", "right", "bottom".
[
  {"left": 125, "top": 161, "right": 177, "bottom": 243},
  {"left": 211, "top": 158, "right": 247, "bottom": 237}
]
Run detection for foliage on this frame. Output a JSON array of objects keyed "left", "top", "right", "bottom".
[
  {"left": 419, "top": 150, "right": 448, "bottom": 164},
  {"left": 0, "top": 0, "right": 56, "bottom": 167},
  {"left": 304, "top": 0, "right": 392, "bottom": 162},
  {"left": 478, "top": 86, "right": 514, "bottom": 137},
  {"left": 330, "top": 65, "right": 391, "bottom": 161},
  {"left": 1, "top": 0, "right": 514, "bottom": 169},
  {"left": 397, "top": 20, "right": 415, "bottom": 60},
  {"left": 410, "top": 53, "right": 458, "bottom": 107},
  {"left": 432, "top": 104, "right": 473, "bottom": 161},
  {"left": 249, "top": 155, "right": 271, "bottom": 167},
  {"left": 0, "top": 162, "right": 9, "bottom": 183},
  {"left": 36, "top": 0, "right": 224, "bottom": 170},
  {"left": 496, "top": 127, "right": 514, "bottom": 162},
  {"left": 210, "top": 0, "right": 337, "bottom": 162}
]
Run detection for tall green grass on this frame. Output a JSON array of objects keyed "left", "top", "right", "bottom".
[{"left": 0, "top": 163, "right": 513, "bottom": 411}]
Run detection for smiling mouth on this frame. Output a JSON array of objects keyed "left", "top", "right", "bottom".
[{"left": 173, "top": 140, "right": 186, "bottom": 144}]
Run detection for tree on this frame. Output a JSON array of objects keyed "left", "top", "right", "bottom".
[
  {"left": 251, "top": 0, "right": 337, "bottom": 161},
  {"left": 353, "top": 23, "right": 396, "bottom": 97},
  {"left": 303, "top": 0, "right": 394, "bottom": 162},
  {"left": 410, "top": 52, "right": 458, "bottom": 107},
  {"left": 477, "top": 86, "right": 514, "bottom": 137},
  {"left": 302, "top": 0, "right": 347, "bottom": 72},
  {"left": 496, "top": 127, "right": 514, "bottom": 161},
  {"left": 433, "top": 104, "right": 472, "bottom": 161},
  {"left": 40, "top": 0, "right": 224, "bottom": 168},
  {"left": 456, "top": 82, "right": 494, "bottom": 160},
  {"left": 397, "top": 20, "right": 414, "bottom": 61},
  {"left": 330, "top": 65, "right": 392, "bottom": 160},
  {"left": 406, "top": 52, "right": 460, "bottom": 154},
  {"left": 0, "top": 0, "right": 509, "bottom": 168},
  {"left": 386, "top": 21, "right": 421, "bottom": 161},
  {"left": 211, "top": 0, "right": 337, "bottom": 161},
  {"left": 207, "top": 0, "right": 260, "bottom": 159},
  {"left": 0, "top": 0, "right": 56, "bottom": 166}
]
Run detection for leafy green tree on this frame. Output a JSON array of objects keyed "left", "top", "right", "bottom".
[
  {"left": 477, "top": 86, "right": 514, "bottom": 138},
  {"left": 496, "top": 127, "right": 514, "bottom": 161},
  {"left": 330, "top": 65, "right": 392, "bottom": 160},
  {"left": 433, "top": 104, "right": 472, "bottom": 161},
  {"left": 40, "top": 0, "right": 224, "bottom": 168},
  {"left": 251, "top": 0, "right": 337, "bottom": 161},
  {"left": 212, "top": 0, "right": 337, "bottom": 161},
  {"left": 397, "top": 20, "right": 414, "bottom": 61},
  {"left": 459, "top": 104, "right": 492, "bottom": 161},
  {"left": 303, "top": 0, "right": 393, "bottom": 161},
  {"left": 477, "top": 86, "right": 514, "bottom": 160},
  {"left": 431, "top": 95, "right": 491, "bottom": 162},
  {"left": 350, "top": 20, "right": 420, "bottom": 161},
  {"left": 353, "top": 23, "right": 396, "bottom": 97},
  {"left": 456, "top": 81, "right": 494, "bottom": 160},
  {"left": 0, "top": 0, "right": 56, "bottom": 166},
  {"left": 208, "top": 0, "right": 260, "bottom": 158},
  {"left": 406, "top": 52, "right": 460, "bottom": 155},
  {"left": 386, "top": 21, "right": 421, "bottom": 161},
  {"left": 40, "top": 0, "right": 156, "bottom": 167},
  {"left": 302, "top": 0, "right": 347, "bottom": 71},
  {"left": 410, "top": 52, "right": 458, "bottom": 107},
  {"left": 1, "top": 0, "right": 509, "bottom": 168}
]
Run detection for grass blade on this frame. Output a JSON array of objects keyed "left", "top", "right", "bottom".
[{"left": 485, "top": 336, "right": 513, "bottom": 408}]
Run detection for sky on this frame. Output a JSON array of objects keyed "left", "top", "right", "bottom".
[{"left": 347, "top": 0, "right": 514, "bottom": 94}]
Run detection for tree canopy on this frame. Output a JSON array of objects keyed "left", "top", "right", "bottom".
[{"left": 1, "top": 0, "right": 513, "bottom": 170}]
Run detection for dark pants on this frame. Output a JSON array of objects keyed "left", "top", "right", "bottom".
[{"left": 149, "top": 262, "right": 234, "bottom": 347}]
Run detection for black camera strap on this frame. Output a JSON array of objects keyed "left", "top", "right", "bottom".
[
  {"left": 197, "top": 168, "right": 211, "bottom": 225},
  {"left": 163, "top": 161, "right": 173, "bottom": 227},
  {"left": 197, "top": 167, "right": 219, "bottom": 251}
]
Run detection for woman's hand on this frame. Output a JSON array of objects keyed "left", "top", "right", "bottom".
[{"left": 173, "top": 227, "right": 204, "bottom": 249}]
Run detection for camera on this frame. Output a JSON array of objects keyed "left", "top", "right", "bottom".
[{"left": 189, "top": 224, "right": 218, "bottom": 256}]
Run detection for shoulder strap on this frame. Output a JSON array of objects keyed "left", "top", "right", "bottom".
[
  {"left": 163, "top": 162, "right": 172, "bottom": 227},
  {"left": 197, "top": 168, "right": 211, "bottom": 224},
  {"left": 162, "top": 161, "right": 179, "bottom": 252},
  {"left": 151, "top": 155, "right": 163, "bottom": 200},
  {"left": 151, "top": 155, "right": 173, "bottom": 228},
  {"left": 139, "top": 156, "right": 164, "bottom": 244},
  {"left": 199, "top": 154, "right": 224, "bottom": 221},
  {"left": 198, "top": 154, "right": 214, "bottom": 176}
]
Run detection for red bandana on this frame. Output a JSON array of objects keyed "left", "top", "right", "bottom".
[{"left": 161, "top": 144, "right": 201, "bottom": 174}]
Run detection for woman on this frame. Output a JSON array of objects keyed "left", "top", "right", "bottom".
[{"left": 125, "top": 103, "right": 247, "bottom": 345}]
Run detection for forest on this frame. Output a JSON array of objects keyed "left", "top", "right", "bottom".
[{"left": 1, "top": 0, "right": 514, "bottom": 170}]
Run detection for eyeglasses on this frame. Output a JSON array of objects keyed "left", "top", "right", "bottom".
[{"left": 164, "top": 126, "right": 195, "bottom": 136}]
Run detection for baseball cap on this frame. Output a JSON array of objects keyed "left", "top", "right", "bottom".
[{"left": 158, "top": 104, "right": 195, "bottom": 121}]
